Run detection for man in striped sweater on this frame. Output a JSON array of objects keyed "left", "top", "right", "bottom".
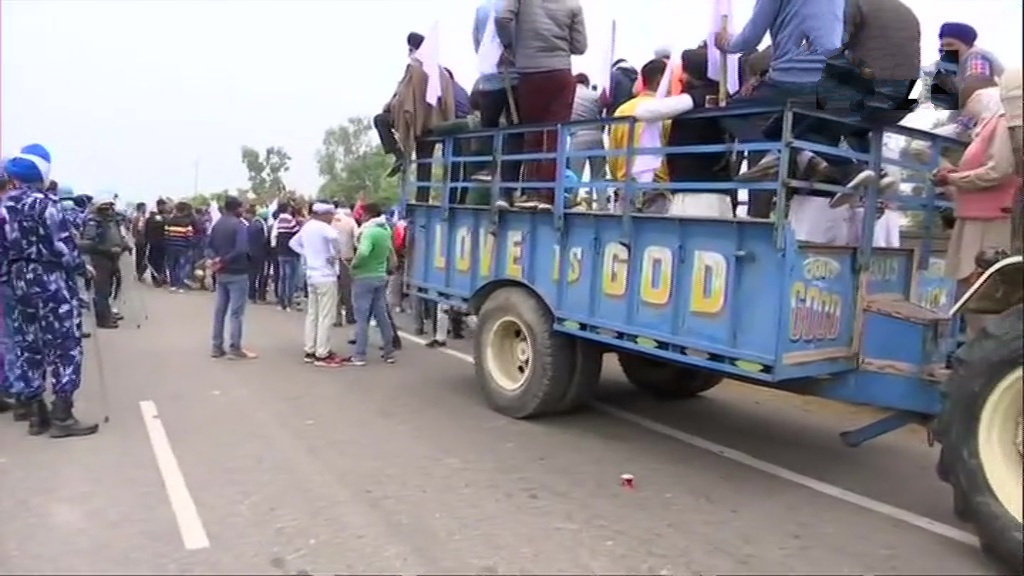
[
  {"left": 270, "top": 203, "right": 302, "bottom": 311},
  {"left": 163, "top": 202, "right": 199, "bottom": 293}
]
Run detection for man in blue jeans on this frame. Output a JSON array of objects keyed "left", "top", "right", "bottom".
[
  {"left": 207, "top": 196, "right": 257, "bottom": 360},
  {"left": 342, "top": 202, "right": 397, "bottom": 366}
]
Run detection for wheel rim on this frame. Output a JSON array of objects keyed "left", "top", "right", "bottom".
[
  {"left": 484, "top": 316, "right": 533, "bottom": 392},
  {"left": 977, "top": 366, "right": 1023, "bottom": 523}
]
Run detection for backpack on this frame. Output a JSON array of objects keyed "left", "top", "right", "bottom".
[{"left": 607, "top": 66, "right": 639, "bottom": 116}]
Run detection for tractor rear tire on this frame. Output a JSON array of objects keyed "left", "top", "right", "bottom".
[
  {"left": 474, "top": 287, "right": 574, "bottom": 419},
  {"left": 617, "top": 352, "right": 723, "bottom": 399},
  {"left": 934, "top": 304, "right": 1023, "bottom": 573},
  {"left": 551, "top": 339, "right": 604, "bottom": 414}
]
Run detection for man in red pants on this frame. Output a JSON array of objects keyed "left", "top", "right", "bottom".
[{"left": 495, "top": 0, "right": 588, "bottom": 210}]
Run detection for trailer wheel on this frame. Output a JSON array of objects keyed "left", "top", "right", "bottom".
[
  {"left": 551, "top": 339, "right": 604, "bottom": 414},
  {"left": 617, "top": 352, "right": 723, "bottom": 399},
  {"left": 935, "top": 304, "right": 1023, "bottom": 573},
  {"left": 474, "top": 287, "right": 574, "bottom": 419}
]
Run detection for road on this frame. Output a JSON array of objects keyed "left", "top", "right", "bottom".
[{"left": 0, "top": 284, "right": 1007, "bottom": 575}]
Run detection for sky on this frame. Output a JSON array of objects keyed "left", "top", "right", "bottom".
[{"left": 2, "top": 0, "right": 1022, "bottom": 205}]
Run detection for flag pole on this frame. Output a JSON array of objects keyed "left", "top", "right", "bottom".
[{"left": 718, "top": 14, "right": 729, "bottom": 104}]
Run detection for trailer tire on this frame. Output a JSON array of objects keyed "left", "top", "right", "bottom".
[
  {"left": 935, "top": 304, "right": 1023, "bottom": 573},
  {"left": 617, "top": 352, "right": 723, "bottom": 399},
  {"left": 474, "top": 287, "right": 574, "bottom": 419},
  {"left": 551, "top": 339, "right": 604, "bottom": 414}
]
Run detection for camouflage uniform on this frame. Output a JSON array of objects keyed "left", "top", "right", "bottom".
[{"left": 0, "top": 184, "right": 98, "bottom": 437}]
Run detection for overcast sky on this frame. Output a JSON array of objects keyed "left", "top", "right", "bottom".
[{"left": 2, "top": 0, "right": 1021, "bottom": 205}]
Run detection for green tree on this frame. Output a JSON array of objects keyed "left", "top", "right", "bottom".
[
  {"left": 316, "top": 116, "right": 399, "bottom": 206},
  {"left": 241, "top": 145, "right": 292, "bottom": 203}
]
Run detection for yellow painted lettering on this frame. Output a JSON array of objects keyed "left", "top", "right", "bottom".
[
  {"left": 432, "top": 223, "right": 446, "bottom": 269},
  {"left": 454, "top": 227, "right": 471, "bottom": 272},
  {"left": 553, "top": 245, "right": 562, "bottom": 281},
  {"left": 567, "top": 247, "right": 582, "bottom": 284},
  {"left": 505, "top": 231, "right": 523, "bottom": 278},
  {"left": 640, "top": 246, "right": 673, "bottom": 305},
  {"left": 478, "top": 228, "right": 494, "bottom": 278},
  {"left": 689, "top": 250, "right": 727, "bottom": 314},
  {"left": 602, "top": 242, "right": 629, "bottom": 297}
]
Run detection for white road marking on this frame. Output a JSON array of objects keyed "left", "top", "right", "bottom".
[
  {"left": 138, "top": 400, "right": 211, "bottom": 550},
  {"left": 398, "top": 331, "right": 980, "bottom": 548}
]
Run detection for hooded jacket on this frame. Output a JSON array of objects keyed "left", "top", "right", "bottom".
[{"left": 350, "top": 216, "right": 393, "bottom": 279}]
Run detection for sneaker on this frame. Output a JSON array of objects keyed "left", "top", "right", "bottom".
[
  {"left": 382, "top": 355, "right": 396, "bottom": 364},
  {"left": 385, "top": 158, "right": 404, "bottom": 178},
  {"left": 830, "top": 169, "right": 879, "bottom": 208},
  {"left": 471, "top": 170, "right": 493, "bottom": 182},
  {"left": 303, "top": 352, "right": 316, "bottom": 363},
  {"left": 735, "top": 154, "right": 780, "bottom": 182},
  {"left": 495, "top": 200, "right": 511, "bottom": 210},
  {"left": 313, "top": 354, "right": 345, "bottom": 367},
  {"left": 227, "top": 349, "right": 258, "bottom": 360},
  {"left": 339, "top": 356, "right": 367, "bottom": 367},
  {"left": 425, "top": 339, "right": 447, "bottom": 348},
  {"left": 211, "top": 349, "right": 227, "bottom": 359}
]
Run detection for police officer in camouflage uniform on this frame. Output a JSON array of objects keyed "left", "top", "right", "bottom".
[
  {"left": 56, "top": 184, "right": 93, "bottom": 339},
  {"left": 0, "top": 144, "right": 99, "bottom": 438}
]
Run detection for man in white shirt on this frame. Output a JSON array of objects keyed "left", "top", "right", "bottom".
[{"left": 288, "top": 203, "right": 343, "bottom": 367}]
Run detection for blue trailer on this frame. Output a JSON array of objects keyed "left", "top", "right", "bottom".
[{"left": 401, "top": 105, "right": 1022, "bottom": 570}]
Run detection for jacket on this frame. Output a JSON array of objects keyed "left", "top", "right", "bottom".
[
  {"left": 209, "top": 215, "right": 249, "bottom": 275},
  {"left": 387, "top": 58, "right": 457, "bottom": 157},
  {"left": 947, "top": 113, "right": 1016, "bottom": 219},
  {"left": 495, "top": 0, "right": 587, "bottom": 73},
  {"left": 843, "top": 0, "right": 921, "bottom": 81},
  {"left": 350, "top": 217, "right": 393, "bottom": 279},
  {"left": 79, "top": 211, "right": 131, "bottom": 260},
  {"left": 247, "top": 217, "right": 269, "bottom": 259}
]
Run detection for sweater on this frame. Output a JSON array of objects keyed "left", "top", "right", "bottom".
[
  {"left": 495, "top": 0, "right": 587, "bottom": 73},
  {"left": 947, "top": 113, "right": 1017, "bottom": 220},
  {"left": 208, "top": 215, "right": 249, "bottom": 275},
  {"left": 350, "top": 217, "right": 392, "bottom": 279},
  {"left": 726, "top": 0, "right": 844, "bottom": 85},
  {"left": 843, "top": 0, "right": 921, "bottom": 81}
]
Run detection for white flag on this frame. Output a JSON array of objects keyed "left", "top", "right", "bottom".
[
  {"left": 209, "top": 202, "right": 222, "bottom": 227},
  {"left": 414, "top": 21, "right": 443, "bottom": 106},
  {"left": 477, "top": 12, "right": 502, "bottom": 76},
  {"left": 630, "top": 59, "right": 675, "bottom": 182},
  {"left": 707, "top": 0, "right": 741, "bottom": 95}
]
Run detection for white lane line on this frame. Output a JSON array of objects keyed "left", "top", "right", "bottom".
[
  {"left": 397, "top": 331, "right": 980, "bottom": 548},
  {"left": 138, "top": 400, "right": 211, "bottom": 550}
]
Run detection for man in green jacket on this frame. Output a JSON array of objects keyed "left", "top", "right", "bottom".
[{"left": 342, "top": 202, "right": 398, "bottom": 366}]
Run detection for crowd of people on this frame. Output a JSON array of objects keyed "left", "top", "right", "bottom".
[
  {"left": 375, "top": 0, "right": 1019, "bottom": 251},
  {"left": 1, "top": 0, "right": 1020, "bottom": 439}
]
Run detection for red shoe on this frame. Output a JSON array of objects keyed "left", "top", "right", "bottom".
[{"left": 313, "top": 354, "right": 344, "bottom": 367}]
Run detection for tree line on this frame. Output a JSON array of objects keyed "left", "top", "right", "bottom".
[{"left": 182, "top": 116, "right": 398, "bottom": 210}]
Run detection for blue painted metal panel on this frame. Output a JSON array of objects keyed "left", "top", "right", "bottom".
[{"left": 402, "top": 104, "right": 967, "bottom": 418}]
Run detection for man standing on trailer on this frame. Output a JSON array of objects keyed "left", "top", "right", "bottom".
[{"left": 495, "top": 0, "right": 588, "bottom": 210}]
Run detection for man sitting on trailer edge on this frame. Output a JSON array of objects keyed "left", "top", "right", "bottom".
[
  {"left": 713, "top": 0, "right": 845, "bottom": 184},
  {"left": 372, "top": 31, "right": 456, "bottom": 203}
]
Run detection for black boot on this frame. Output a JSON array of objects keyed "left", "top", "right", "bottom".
[
  {"left": 12, "top": 400, "right": 31, "bottom": 422},
  {"left": 27, "top": 399, "right": 51, "bottom": 436},
  {"left": 49, "top": 397, "right": 99, "bottom": 438}
]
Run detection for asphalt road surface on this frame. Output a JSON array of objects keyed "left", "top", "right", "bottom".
[{"left": 0, "top": 284, "right": 1008, "bottom": 575}]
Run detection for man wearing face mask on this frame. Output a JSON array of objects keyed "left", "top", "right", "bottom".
[{"left": 79, "top": 197, "right": 131, "bottom": 329}]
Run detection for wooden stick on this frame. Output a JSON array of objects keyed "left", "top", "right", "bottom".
[{"left": 718, "top": 14, "right": 729, "bottom": 104}]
